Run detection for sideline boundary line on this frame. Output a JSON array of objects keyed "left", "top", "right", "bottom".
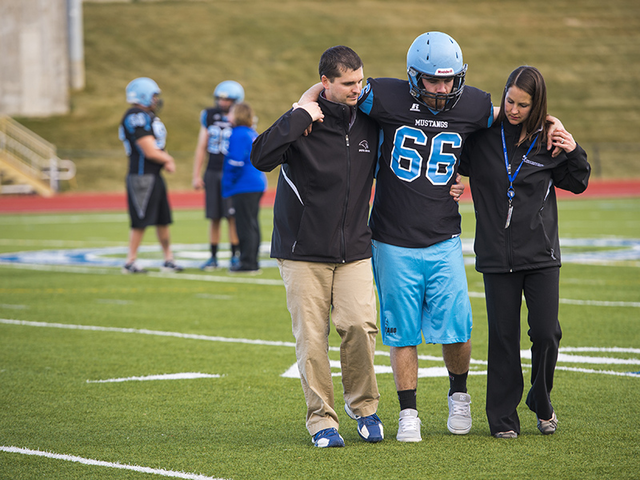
[
  {"left": 0, "top": 318, "right": 297, "bottom": 348},
  {"left": 467, "top": 290, "right": 640, "bottom": 308},
  {"left": 3, "top": 319, "right": 639, "bottom": 375},
  {"left": 0, "top": 446, "right": 226, "bottom": 480},
  {"left": 1, "top": 263, "right": 639, "bottom": 306},
  {"left": 0, "top": 262, "right": 284, "bottom": 286}
]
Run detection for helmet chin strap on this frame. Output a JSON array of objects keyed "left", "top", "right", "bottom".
[
  {"left": 411, "top": 89, "right": 448, "bottom": 112},
  {"left": 409, "top": 83, "right": 452, "bottom": 112},
  {"left": 409, "top": 75, "right": 466, "bottom": 113}
]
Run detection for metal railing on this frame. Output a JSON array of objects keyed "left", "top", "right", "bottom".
[{"left": 0, "top": 115, "right": 75, "bottom": 195}]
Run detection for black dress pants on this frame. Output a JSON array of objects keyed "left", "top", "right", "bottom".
[
  {"left": 483, "top": 267, "right": 562, "bottom": 435},
  {"left": 232, "top": 191, "right": 263, "bottom": 270}
]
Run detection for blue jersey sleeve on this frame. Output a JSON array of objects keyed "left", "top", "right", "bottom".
[
  {"left": 358, "top": 81, "right": 374, "bottom": 116},
  {"left": 124, "top": 111, "right": 153, "bottom": 140},
  {"left": 200, "top": 109, "right": 207, "bottom": 128}
]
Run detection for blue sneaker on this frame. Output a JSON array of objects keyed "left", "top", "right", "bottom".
[
  {"left": 230, "top": 255, "right": 240, "bottom": 269},
  {"left": 312, "top": 428, "right": 344, "bottom": 448},
  {"left": 344, "top": 404, "right": 384, "bottom": 443},
  {"left": 200, "top": 257, "right": 218, "bottom": 271}
]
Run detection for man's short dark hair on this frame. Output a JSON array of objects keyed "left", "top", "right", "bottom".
[{"left": 318, "top": 46, "right": 363, "bottom": 81}]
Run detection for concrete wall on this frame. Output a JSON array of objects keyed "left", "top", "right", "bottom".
[{"left": 0, "top": 0, "right": 70, "bottom": 116}]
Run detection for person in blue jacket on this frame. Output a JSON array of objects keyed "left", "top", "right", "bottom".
[{"left": 222, "top": 102, "right": 267, "bottom": 273}]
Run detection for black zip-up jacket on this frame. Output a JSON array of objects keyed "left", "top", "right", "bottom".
[
  {"left": 250, "top": 94, "right": 379, "bottom": 263},
  {"left": 459, "top": 120, "right": 590, "bottom": 273}
]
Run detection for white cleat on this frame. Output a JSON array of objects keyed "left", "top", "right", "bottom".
[
  {"left": 396, "top": 408, "right": 422, "bottom": 442},
  {"left": 447, "top": 392, "right": 472, "bottom": 435}
]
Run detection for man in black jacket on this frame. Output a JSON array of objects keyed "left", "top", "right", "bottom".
[{"left": 251, "top": 46, "right": 383, "bottom": 448}]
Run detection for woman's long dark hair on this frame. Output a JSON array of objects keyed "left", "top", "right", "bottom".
[{"left": 497, "top": 66, "right": 549, "bottom": 151}]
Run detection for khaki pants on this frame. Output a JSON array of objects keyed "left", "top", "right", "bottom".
[{"left": 278, "top": 258, "right": 380, "bottom": 436}]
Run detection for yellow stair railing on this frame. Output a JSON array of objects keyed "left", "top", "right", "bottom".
[{"left": 0, "top": 115, "right": 75, "bottom": 197}]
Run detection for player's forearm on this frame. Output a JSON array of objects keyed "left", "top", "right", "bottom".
[
  {"left": 299, "top": 83, "right": 323, "bottom": 104},
  {"left": 193, "top": 128, "right": 209, "bottom": 178},
  {"left": 193, "top": 150, "right": 205, "bottom": 179},
  {"left": 145, "top": 149, "right": 173, "bottom": 165},
  {"left": 136, "top": 135, "right": 173, "bottom": 165}
]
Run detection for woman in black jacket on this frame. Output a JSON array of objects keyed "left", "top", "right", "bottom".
[{"left": 459, "top": 65, "right": 590, "bottom": 439}]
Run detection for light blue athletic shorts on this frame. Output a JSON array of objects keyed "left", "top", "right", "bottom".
[{"left": 371, "top": 236, "right": 472, "bottom": 347}]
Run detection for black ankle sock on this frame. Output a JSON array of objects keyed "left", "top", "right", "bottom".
[
  {"left": 397, "top": 389, "right": 417, "bottom": 411},
  {"left": 231, "top": 244, "right": 240, "bottom": 256},
  {"left": 448, "top": 370, "right": 468, "bottom": 396},
  {"left": 210, "top": 244, "right": 218, "bottom": 258}
]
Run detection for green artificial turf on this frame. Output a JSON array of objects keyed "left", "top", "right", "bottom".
[{"left": 1, "top": 198, "right": 639, "bottom": 479}]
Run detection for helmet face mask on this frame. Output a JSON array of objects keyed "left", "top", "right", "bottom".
[
  {"left": 151, "top": 95, "right": 164, "bottom": 113},
  {"left": 407, "top": 32, "right": 468, "bottom": 112},
  {"left": 126, "top": 77, "right": 162, "bottom": 109}
]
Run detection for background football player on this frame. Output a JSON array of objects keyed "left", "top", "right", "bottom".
[
  {"left": 119, "top": 77, "right": 183, "bottom": 274},
  {"left": 193, "top": 80, "right": 245, "bottom": 270}
]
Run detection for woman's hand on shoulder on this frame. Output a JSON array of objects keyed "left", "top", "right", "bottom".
[{"left": 551, "top": 128, "right": 577, "bottom": 153}]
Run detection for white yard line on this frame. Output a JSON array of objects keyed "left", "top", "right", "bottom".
[
  {"left": 87, "top": 373, "right": 221, "bottom": 383},
  {"left": 0, "top": 318, "right": 297, "bottom": 348},
  {"left": 0, "top": 214, "right": 127, "bottom": 225},
  {"left": 522, "top": 364, "right": 640, "bottom": 377},
  {"left": 0, "top": 239, "right": 128, "bottom": 247},
  {"left": 467, "top": 290, "right": 640, "bottom": 308},
  {"left": 0, "top": 262, "right": 284, "bottom": 286},
  {"left": 559, "top": 298, "right": 640, "bottom": 308},
  {"left": 2, "top": 319, "right": 639, "bottom": 378},
  {"left": 1, "top": 262, "right": 639, "bottom": 304},
  {"left": 147, "top": 271, "right": 283, "bottom": 286},
  {"left": 0, "top": 446, "right": 227, "bottom": 480}
]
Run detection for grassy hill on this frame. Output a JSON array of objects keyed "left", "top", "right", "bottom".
[{"left": 15, "top": 0, "right": 640, "bottom": 192}]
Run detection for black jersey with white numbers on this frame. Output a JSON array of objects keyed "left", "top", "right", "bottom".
[
  {"left": 200, "top": 107, "right": 233, "bottom": 172},
  {"left": 359, "top": 77, "right": 493, "bottom": 248},
  {"left": 119, "top": 107, "right": 167, "bottom": 176}
]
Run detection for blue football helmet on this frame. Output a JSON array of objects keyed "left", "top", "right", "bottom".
[
  {"left": 407, "top": 32, "right": 467, "bottom": 111},
  {"left": 213, "top": 80, "right": 245, "bottom": 103},
  {"left": 126, "top": 77, "right": 161, "bottom": 108}
]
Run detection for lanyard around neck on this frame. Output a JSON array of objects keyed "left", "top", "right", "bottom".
[{"left": 501, "top": 122, "right": 538, "bottom": 200}]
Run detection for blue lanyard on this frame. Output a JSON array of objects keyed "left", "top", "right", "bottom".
[{"left": 501, "top": 122, "right": 538, "bottom": 200}]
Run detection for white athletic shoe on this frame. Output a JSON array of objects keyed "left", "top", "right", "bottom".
[
  {"left": 396, "top": 408, "right": 422, "bottom": 442},
  {"left": 447, "top": 392, "right": 472, "bottom": 434}
]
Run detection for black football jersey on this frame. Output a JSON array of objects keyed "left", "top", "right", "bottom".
[
  {"left": 200, "top": 107, "right": 233, "bottom": 171},
  {"left": 119, "top": 107, "right": 167, "bottom": 176},
  {"left": 359, "top": 77, "right": 493, "bottom": 248}
]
